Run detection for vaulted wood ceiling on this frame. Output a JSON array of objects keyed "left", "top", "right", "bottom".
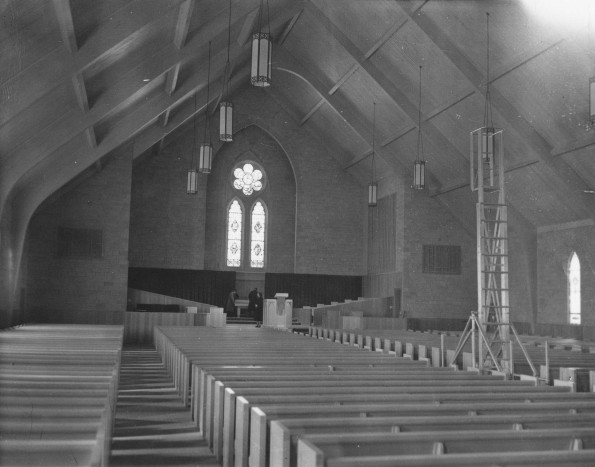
[{"left": 2, "top": 0, "right": 595, "bottom": 252}]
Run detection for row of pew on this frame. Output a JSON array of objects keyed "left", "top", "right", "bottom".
[
  {"left": 308, "top": 326, "right": 595, "bottom": 391},
  {"left": 0, "top": 324, "right": 123, "bottom": 467},
  {"left": 154, "top": 325, "right": 595, "bottom": 467}
]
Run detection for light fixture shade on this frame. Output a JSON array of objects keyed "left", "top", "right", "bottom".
[
  {"left": 481, "top": 127, "right": 496, "bottom": 162},
  {"left": 368, "top": 183, "right": 378, "bottom": 207},
  {"left": 199, "top": 143, "right": 213, "bottom": 173},
  {"left": 251, "top": 32, "right": 272, "bottom": 87},
  {"left": 413, "top": 160, "right": 425, "bottom": 190},
  {"left": 219, "top": 101, "right": 233, "bottom": 142},
  {"left": 187, "top": 169, "right": 198, "bottom": 194}
]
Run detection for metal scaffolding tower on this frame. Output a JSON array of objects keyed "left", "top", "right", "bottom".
[{"left": 451, "top": 126, "right": 537, "bottom": 378}]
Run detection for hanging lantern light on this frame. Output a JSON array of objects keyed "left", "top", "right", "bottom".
[
  {"left": 220, "top": 0, "right": 233, "bottom": 141},
  {"left": 199, "top": 142, "right": 212, "bottom": 173},
  {"left": 368, "top": 102, "right": 378, "bottom": 207},
  {"left": 199, "top": 42, "right": 213, "bottom": 173},
  {"left": 251, "top": 0, "right": 272, "bottom": 87},
  {"left": 412, "top": 65, "right": 426, "bottom": 190},
  {"left": 187, "top": 169, "right": 198, "bottom": 194}
]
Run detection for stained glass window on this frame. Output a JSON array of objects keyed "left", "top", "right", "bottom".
[
  {"left": 226, "top": 199, "right": 242, "bottom": 267},
  {"left": 250, "top": 201, "right": 266, "bottom": 268},
  {"left": 233, "top": 163, "right": 263, "bottom": 196},
  {"left": 568, "top": 252, "right": 581, "bottom": 325}
]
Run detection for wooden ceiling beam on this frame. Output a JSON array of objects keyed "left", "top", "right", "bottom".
[
  {"left": 278, "top": 10, "right": 303, "bottom": 46},
  {"left": 51, "top": 0, "right": 77, "bottom": 54},
  {"left": 305, "top": 2, "right": 465, "bottom": 168},
  {"left": 71, "top": 73, "right": 90, "bottom": 112},
  {"left": 173, "top": 0, "right": 195, "bottom": 49},
  {"left": 398, "top": 2, "right": 594, "bottom": 217},
  {"left": 3, "top": 5, "right": 304, "bottom": 203},
  {"left": 165, "top": 63, "right": 181, "bottom": 96},
  {"left": 274, "top": 49, "right": 436, "bottom": 185}
]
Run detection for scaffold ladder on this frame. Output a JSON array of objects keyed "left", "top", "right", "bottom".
[{"left": 450, "top": 126, "right": 537, "bottom": 378}]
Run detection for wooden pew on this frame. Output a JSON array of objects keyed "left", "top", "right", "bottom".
[
  {"left": 298, "top": 441, "right": 595, "bottom": 466},
  {"left": 270, "top": 412, "right": 595, "bottom": 467},
  {"left": 0, "top": 324, "right": 123, "bottom": 467},
  {"left": 296, "top": 427, "right": 595, "bottom": 464},
  {"left": 153, "top": 325, "right": 595, "bottom": 467}
]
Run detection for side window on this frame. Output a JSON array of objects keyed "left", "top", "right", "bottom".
[
  {"left": 226, "top": 199, "right": 243, "bottom": 267},
  {"left": 250, "top": 201, "right": 266, "bottom": 268},
  {"left": 568, "top": 252, "right": 581, "bottom": 325}
]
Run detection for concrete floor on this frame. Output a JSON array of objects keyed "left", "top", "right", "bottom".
[{"left": 110, "top": 347, "right": 220, "bottom": 467}]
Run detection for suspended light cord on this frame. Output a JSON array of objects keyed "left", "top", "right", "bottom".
[
  {"left": 416, "top": 65, "right": 423, "bottom": 162},
  {"left": 371, "top": 102, "right": 376, "bottom": 182},
  {"left": 224, "top": 0, "right": 232, "bottom": 99},
  {"left": 204, "top": 42, "right": 211, "bottom": 142},
  {"left": 191, "top": 92, "right": 197, "bottom": 166},
  {"left": 256, "top": 0, "right": 271, "bottom": 35},
  {"left": 483, "top": 12, "right": 493, "bottom": 128}
]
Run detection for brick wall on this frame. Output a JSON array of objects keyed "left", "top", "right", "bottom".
[
  {"left": 537, "top": 223, "right": 595, "bottom": 326},
  {"left": 128, "top": 139, "right": 207, "bottom": 269},
  {"left": 401, "top": 189, "right": 477, "bottom": 319},
  {"left": 25, "top": 147, "right": 132, "bottom": 316},
  {"left": 130, "top": 84, "right": 365, "bottom": 276}
]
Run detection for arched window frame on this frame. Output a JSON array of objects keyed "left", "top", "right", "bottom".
[
  {"left": 226, "top": 198, "right": 244, "bottom": 268},
  {"left": 568, "top": 251, "right": 581, "bottom": 325},
  {"left": 249, "top": 199, "right": 267, "bottom": 269}
]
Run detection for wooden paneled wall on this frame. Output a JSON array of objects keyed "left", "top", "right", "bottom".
[
  {"left": 265, "top": 272, "right": 362, "bottom": 308},
  {"left": 128, "top": 268, "right": 236, "bottom": 308}
]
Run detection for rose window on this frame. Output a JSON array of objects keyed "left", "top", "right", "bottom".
[{"left": 233, "top": 163, "right": 263, "bottom": 195}]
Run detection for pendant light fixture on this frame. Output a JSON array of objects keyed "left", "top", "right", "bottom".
[
  {"left": 199, "top": 41, "right": 213, "bottom": 173},
  {"left": 412, "top": 65, "right": 426, "bottom": 190},
  {"left": 251, "top": 0, "right": 272, "bottom": 87},
  {"left": 187, "top": 91, "right": 198, "bottom": 195},
  {"left": 368, "top": 102, "right": 378, "bottom": 207},
  {"left": 219, "top": 0, "right": 233, "bottom": 141}
]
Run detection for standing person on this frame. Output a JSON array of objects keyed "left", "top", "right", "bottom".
[
  {"left": 225, "top": 289, "right": 239, "bottom": 315},
  {"left": 248, "top": 287, "right": 258, "bottom": 316},
  {"left": 254, "top": 291, "right": 264, "bottom": 327}
]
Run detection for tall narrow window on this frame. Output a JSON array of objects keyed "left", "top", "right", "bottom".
[
  {"left": 226, "top": 199, "right": 243, "bottom": 267},
  {"left": 568, "top": 252, "right": 581, "bottom": 325},
  {"left": 250, "top": 201, "right": 266, "bottom": 268}
]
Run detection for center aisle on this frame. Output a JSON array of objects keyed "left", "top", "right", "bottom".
[{"left": 109, "top": 346, "right": 220, "bottom": 467}]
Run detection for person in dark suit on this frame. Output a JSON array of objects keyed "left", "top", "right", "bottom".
[
  {"left": 225, "top": 289, "right": 239, "bottom": 314},
  {"left": 248, "top": 287, "right": 258, "bottom": 316},
  {"left": 254, "top": 292, "right": 264, "bottom": 327}
]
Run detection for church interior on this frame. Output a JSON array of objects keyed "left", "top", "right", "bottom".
[{"left": 2, "top": 0, "right": 595, "bottom": 465}]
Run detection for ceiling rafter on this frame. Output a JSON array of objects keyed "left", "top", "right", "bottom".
[
  {"left": 398, "top": 2, "right": 594, "bottom": 218},
  {"left": 51, "top": 0, "right": 77, "bottom": 54},
  {"left": 1, "top": 10, "right": 249, "bottom": 180},
  {"left": 274, "top": 49, "right": 440, "bottom": 188},
  {"left": 5, "top": 4, "right": 306, "bottom": 202},
  {"left": 304, "top": 2, "right": 468, "bottom": 168},
  {"left": 173, "top": 0, "right": 195, "bottom": 49},
  {"left": 165, "top": 63, "right": 181, "bottom": 96},
  {"left": 274, "top": 50, "right": 373, "bottom": 144},
  {"left": 71, "top": 73, "right": 90, "bottom": 112}
]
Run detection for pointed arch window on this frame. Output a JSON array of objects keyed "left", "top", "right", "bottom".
[
  {"left": 250, "top": 201, "right": 266, "bottom": 268},
  {"left": 568, "top": 252, "right": 581, "bottom": 325},
  {"left": 226, "top": 199, "right": 243, "bottom": 267}
]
